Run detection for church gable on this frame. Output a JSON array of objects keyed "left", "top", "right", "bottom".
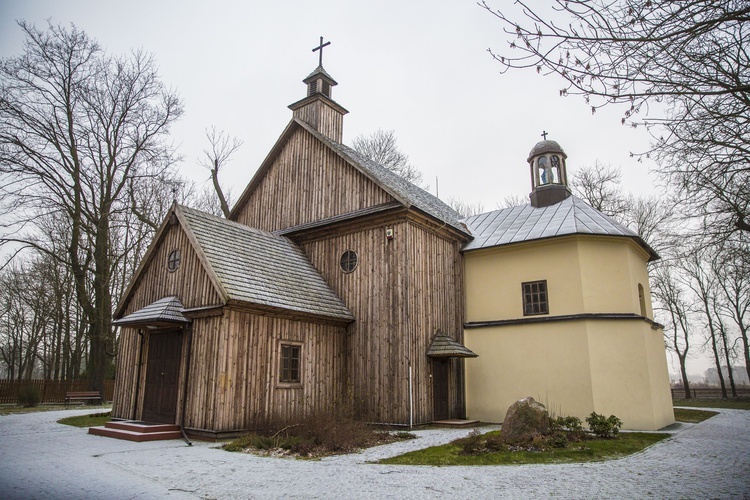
[
  {"left": 117, "top": 215, "right": 223, "bottom": 317},
  {"left": 231, "top": 124, "right": 395, "bottom": 232}
]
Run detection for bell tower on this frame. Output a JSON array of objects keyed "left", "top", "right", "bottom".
[
  {"left": 527, "top": 135, "right": 571, "bottom": 208},
  {"left": 288, "top": 37, "right": 348, "bottom": 142}
]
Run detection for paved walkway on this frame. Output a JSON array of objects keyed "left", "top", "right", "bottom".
[{"left": 0, "top": 407, "right": 748, "bottom": 499}]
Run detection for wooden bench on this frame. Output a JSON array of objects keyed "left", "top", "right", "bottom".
[{"left": 64, "top": 391, "right": 102, "bottom": 406}]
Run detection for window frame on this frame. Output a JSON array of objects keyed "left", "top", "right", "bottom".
[
  {"left": 167, "top": 249, "right": 181, "bottom": 272},
  {"left": 278, "top": 342, "right": 302, "bottom": 386},
  {"left": 522, "top": 280, "right": 549, "bottom": 316},
  {"left": 339, "top": 250, "right": 358, "bottom": 273}
]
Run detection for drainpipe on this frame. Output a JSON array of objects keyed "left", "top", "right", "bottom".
[
  {"left": 132, "top": 330, "right": 144, "bottom": 421},
  {"left": 409, "top": 364, "right": 413, "bottom": 431},
  {"left": 180, "top": 326, "right": 193, "bottom": 446}
]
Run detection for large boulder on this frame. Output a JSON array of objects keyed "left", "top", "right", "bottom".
[{"left": 501, "top": 397, "right": 550, "bottom": 444}]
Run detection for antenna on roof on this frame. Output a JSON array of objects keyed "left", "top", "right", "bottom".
[{"left": 435, "top": 176, "right": 439, "bottom": 198}]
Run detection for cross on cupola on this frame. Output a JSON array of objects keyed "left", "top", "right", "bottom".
[
  {"left": 312, "top": 36, "right": 331, "bottom": 67},
  {"left": 541, "top": 130, "right": 549, "bottom": 140}
]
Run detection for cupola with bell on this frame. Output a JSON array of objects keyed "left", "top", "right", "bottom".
[
  {"left": 288, "top": 36, "right": 348, "bottom": 142},
  {"left": 527, "top": 132, "right": 571, "bottom": 208}
]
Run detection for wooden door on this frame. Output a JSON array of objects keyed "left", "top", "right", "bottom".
[
  {"left": 432, "top": 359, "right": 450, "bottom": 420},
  {"left": 142, "top": 330, "right": 182, "bottom": 423}
]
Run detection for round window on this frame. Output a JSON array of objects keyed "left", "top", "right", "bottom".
[
  {"left": 167, "top": 249, "right": 181, "bottom": 272},
  {"left": 339, "top": 250, "right": 358, "bottom": 273}
]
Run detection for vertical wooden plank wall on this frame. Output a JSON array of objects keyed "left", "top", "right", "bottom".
[
  {"left": 182, "top": 310, "right": 347, "bottom": 432},
  {"left": 111, "top": 328, "right": 140, "bottom": 419},
  {"left": 405, "top": 222, "right": 466, "bottom": 421},
  {"left": 292, "top": 100, "right": 344, "bottom": 142},
  {"left": 123, "top": 223, "right": 221, "bottom": 314},
  {"left": 299, "top": 219, "right": 465, "bottom": 424},
  {"left": 232, "top": 128, "right": 393, "bottom": 232}
]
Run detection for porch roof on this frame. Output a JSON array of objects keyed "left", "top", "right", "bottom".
[
  {"left": 113, "top": 296, "right": 191, "bottom": 328},
  {"left": 426, "top": 332, "right": 478, "bottom": 358}
]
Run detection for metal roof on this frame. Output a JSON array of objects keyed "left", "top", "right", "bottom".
[
  {"left": 426, "top": 332, "right": 478, "bottom": 358},
  {"left": 113, "top": 296, "right": 190, "bottom": 327},
  {"left": 179, "top": 205, "right": 354, "bottom": 322},
  {"left": 462, "top": 196, "right": 658, "bottom": 259}
]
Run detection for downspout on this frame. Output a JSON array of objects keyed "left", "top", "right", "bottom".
[
  {"left": 409, "top": 364, "right": 413, "bottom": 431},
  {"left": 132, "top": 330, "right": 144, "bottom": 421},
  {"left": 405, "top": 222, "right": 413, "bottom": 430},
  {"left": 180, "top": 325, "right": 193, "bottom": 446}
]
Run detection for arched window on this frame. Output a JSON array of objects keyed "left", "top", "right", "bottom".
[
  {"left": 638, "top": 283, "right": 647, "bottom": 317},
  {"left": 538, "top": 156, "right": 550, "bottom": 185},
  {"left": 550, "top": 155, "right": 561, "bottom": 183}
]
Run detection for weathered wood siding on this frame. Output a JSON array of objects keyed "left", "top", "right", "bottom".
[
  {"left": 111, "top": 328, "right": 140, "bottom": 419},
  {"left": 113, "top": 221, "right": 221, "bottom": 421},
  {"left": 299, "top": 218, "right": 465, "bottom": 424},
  {"left": 293, "top": 100, "right": 344, "bottom": 142},
  {"left": 184, "top": 309, "right": 347, "bottom": 432},
  {"left": 112, "top": 327, "right": 190, "bottom": 423},
  {"left": 406, "top": 222, "right": 466, "bottom": 421},
  {"left": 123, "top": 222, "right": 222, "bottom": 315},
  {"left": 232, "top": 128, "right": 394, "bottom": 231}
]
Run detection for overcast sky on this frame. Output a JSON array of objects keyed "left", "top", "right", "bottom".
[{"left": 2, "top": 0, "right": 701, "bottom": 378}]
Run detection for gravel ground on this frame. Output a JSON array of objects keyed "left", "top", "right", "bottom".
[{"left": 0, "top": 407, "right": 748, "bottom": 499}]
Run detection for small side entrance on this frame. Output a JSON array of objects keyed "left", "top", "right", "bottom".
[
  {"left": 142, "top": 330, "right": 182, "bottom": 423},
  {"left": 432, "top": 358, "right": 450, "bottom": 420}
]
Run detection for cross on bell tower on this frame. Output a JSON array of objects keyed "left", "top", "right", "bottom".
[
  {"left": 312, "top": 36, "right": 331, "bottom": 67},
  {"left": 288, "top": 37, "right": 349, "bottom": 142}
]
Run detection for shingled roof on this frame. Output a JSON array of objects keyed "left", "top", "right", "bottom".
[
  {"left": 462, "top": 196, "right": 658, "bottom": 260},
  {"left": 426, "top": 332, "right": 478, "bottom": 358},
  {"left": 178, "top": 205, "right": 354, "bottom": 322},
  {"left": 113, "top": 296, "right": 190, "bottom": 328}
]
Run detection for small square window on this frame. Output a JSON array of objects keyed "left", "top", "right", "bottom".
[
  {"left": 280, "top": 344, "right": 301, "bottom": 384},
  {"left": 522, "top": 280, "right": 549, "bottom": 316}
]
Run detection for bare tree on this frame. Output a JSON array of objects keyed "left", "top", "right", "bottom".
[
  {"left": 681, "top": 247, "right": 728, "bottom": 397},
  {"left": 652, "top": 263, "right": 693, "bottom": 398},
  {"left": 481, "top": 0, "right": 750, "bottom": 238},
  {"left": 0, "top": 21, "right": 183, "bottom": 393},
  {"left": 352, "top": 129, "right": 425, "bottom": 187},
  {"left": 447, "top": 197, "right": 485, "bottom": 218},
  {"left": 570, "top": 162, "right": 628, "bottom": 218},
  {"left": 714, "top": 243, "right": 750, "bottom": 384},
  {"left": 198, "top": 127, "right": 242, "bottom": 218}
]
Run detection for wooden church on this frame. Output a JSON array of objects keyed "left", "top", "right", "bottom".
[{"left": 110, "top": 49, "right": 673, "bottom": 438}]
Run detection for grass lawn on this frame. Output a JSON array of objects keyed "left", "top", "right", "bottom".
[
  {"left": 0, "top": 403, "right": 111, "bottom": 416},
  {"left": 673, "top": 408, "right": 718, "bottom": 423},
  {"left": 57, "top": 411, "right": 112, "bottom": 427},
  {"left": 378, "top": 431, "right": 669, "bottom": 466},
  {"left": 673, "top": 398, "right": 750, "bottom": 410}
]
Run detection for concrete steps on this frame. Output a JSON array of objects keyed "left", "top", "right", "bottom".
[{"left": 89, "top": 420, "right": 182, "bottom": 442}]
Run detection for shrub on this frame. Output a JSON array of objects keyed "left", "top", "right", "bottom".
[
  {"left": 456, "top": 428, "right": 484, "bottom": 455},
  {"left": 17, "top": 386, "right": 41, "bottom": 407},
  {"left": 586, "top": 412, "right": 623, "bottom": 438},
  {"left": 547, "top": 432, "right": 569, "bottom": 449},
  {"left": 550, "top": 415, "right": 586, "bottom": 442},
  {"left": 394, "top": 431, "right": 417, "bottom": 440},
  {"left": 484, "top": 433, "right": 506, "bottom": 452}
]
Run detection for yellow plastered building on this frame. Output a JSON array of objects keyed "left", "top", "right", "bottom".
[{"left": 462, "top": 140, "right": 674, "bottom": 430}]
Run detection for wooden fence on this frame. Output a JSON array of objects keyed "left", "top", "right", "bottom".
[
  {"left": 0, "top": 379, "right": 115, "bottom": 404},
  {"left": 671, "top": 387, "right": 750, "bottom": 399}
]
